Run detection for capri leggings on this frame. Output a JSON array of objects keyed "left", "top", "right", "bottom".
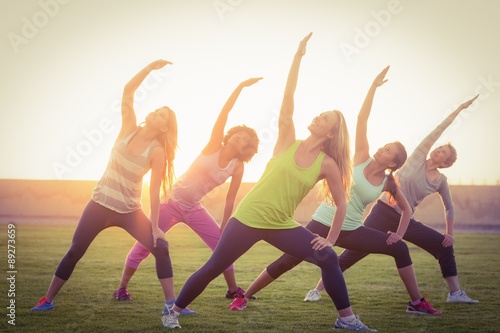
[
  {"left": 54, "top": 200, "right": 173, "bottom": 281},
  {"left": 266, "top": 220, "right": 412, "bottom": 279},
  {"left": 125, "top": 199, "right": 233, "bottom": 271},
  {"left": 339, "top": 200, "right": 457, "bottom": 278},
  {"left": 175, "top": 217, "right": 351, "bottom": 311}
]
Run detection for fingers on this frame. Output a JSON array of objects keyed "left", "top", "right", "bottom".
[
  {"left": 303, "top": 32, "right": 313, "bottom": 42},
  {"left": 310, "top": 236, "right": 331, "bottom": 251}
]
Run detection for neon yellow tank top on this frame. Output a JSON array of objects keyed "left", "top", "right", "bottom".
[{"left": 233, "top": 140, "right": 325, "bottom": 229}]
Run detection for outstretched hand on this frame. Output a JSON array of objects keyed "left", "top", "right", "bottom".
[
  {"left": 240, "top": 77, "right": 263, "bottom": 88},
  {"left": 459, "top": 94, "right": 479, "bottom": 110},
  {"left": 149, "top": 59, "right": 173, "bottom": 71},
  {"left": 373, "top": 65, "right": 390, "bottom": 87},
  {"left": 297, "top": 32, "right": 313, "bottom": 56}
]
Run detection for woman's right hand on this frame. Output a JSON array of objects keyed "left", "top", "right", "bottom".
[
  {"left": 373, "top": 65, "right": 390, "bottom": 88},
  {"left": 296, "top": 32, "right": 313, "bottom": 56},
  {"left": 240, "top": 77, "right": 263, "bottom": 88},
  {"left": 149, "top": 59, "right": 173, "bottom": 70}
]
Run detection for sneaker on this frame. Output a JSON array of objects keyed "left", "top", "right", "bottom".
[
  {"left": 229, "top": 296, "right": 247, "bottom": 311},
  {"left": 447, "top": 290, "right": 479, "bottom": 303},
  {"left": 114, "top": 288, "right": 131, "bottom": 301},
  {"left": 161, "top": 310, "right": 181, "bottom": 329},
  {"left": 226, "top": 287, "right": 257, "bottom": 300},
  {"left": 31, "top": 296, "right": 54, "bottom": 311},
  {"left": 164, "top": 300, "right": 197, "bottom": 315},
  {"left": 406, "top": 298, "right": 442, "bottom": 315},
  {"left": 304, "top": 289, "right": 321, "bottom": 302},
  {"left": 334, "top": 315, "right": 376, "bottom": 332}
]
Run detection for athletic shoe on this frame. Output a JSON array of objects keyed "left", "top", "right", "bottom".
[
  {"left": 164, "top": 300, "right": 197, "bottom": 315},
  {"left": 114, "top": 288, "right": 131, "bottom": 301},
  {"left": 406, "top": 298, "right": 442, "bottom": 315},
  {"left": 447, "top": 291, "right": 479, "bottom": 303},
  {"left": 334, "top": 315, "right": 376, "bottom": 332},
  {"left": 304, "top": 289, "right": 321, "bottom": 302},
  {"left": 226, "top": 286, "right": 245, "bottom": 298},
  {"left": 161, "top": 309, "right": 181, "bottom": 329},
  {"left": 31, "top": 296, "right": 54, "bottom": 311},
  {"left": 229, "top": 296, "right": 247, "bottom": 311}
]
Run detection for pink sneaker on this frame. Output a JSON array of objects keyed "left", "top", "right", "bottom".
[
  {"left": 406, "top": 298, "right": 442, "bottom": 315},
  {"left": 114, "top": 288, "right": 131, "bottom": 301},
  {"left": 229, "top": 296, "right": 247, "bottom": 311}
]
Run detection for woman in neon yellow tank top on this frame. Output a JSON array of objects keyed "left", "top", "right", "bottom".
[{"left": 162, "top": 33, "right": 376, "bottom": 332}]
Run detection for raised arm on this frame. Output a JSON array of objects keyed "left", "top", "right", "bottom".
[
  {"left": 273, "top": 32, "right": 312, "bottom": 156},
  {"left": 203, "top": 77, "right": 263, "bottom": 154},
  {"left": 353, "top": 66, "right": 390, "bottom": 165},
  {"left": 119, "top": 59, "right": 172, "bottom": 139},
  {"left": 410, "top": 94, "right": 479, "bottom": 162}
]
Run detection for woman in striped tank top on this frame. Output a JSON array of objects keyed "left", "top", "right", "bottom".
[{"left": 32, "top": 60, "right": 178, "bottom": 315}]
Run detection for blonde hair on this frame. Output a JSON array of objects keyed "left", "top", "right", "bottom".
[
  {"left": 158, "top": 107, "right": 178, "bottom": 201},
  {"left": 320, "top": 110, "right": 352, "bottom": 204}
]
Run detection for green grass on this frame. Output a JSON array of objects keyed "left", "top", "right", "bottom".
[{"left": 1, "top": 223, "right": 499, "bottom": 332}]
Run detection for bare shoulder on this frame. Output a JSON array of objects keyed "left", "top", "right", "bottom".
[{"left": 320, "top": 155, "right": 340, "bottom": 177}]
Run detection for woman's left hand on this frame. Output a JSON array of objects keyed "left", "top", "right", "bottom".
[
  {"left": 311, "top": 235, "right": 333, "bottom": 251},
  {"left": 442, "top": 233, "right": 454, "bottom": 247},
  {"left": 386, "top": 231, "right": 402, "bottom": 245},
  {"left": 152, "top": 226, "right": 168, "bottom": 247}
]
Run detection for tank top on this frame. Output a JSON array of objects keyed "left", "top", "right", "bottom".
[
  {"left": 233, "top": 140, "right": 325, "bottom": 229},
  {"left": 172, "top": 149, "right": 238, "bottom": 209},
  {"left": 92, "top": 130, "right": 160, "bottom": 213},
  {"left": 313, "top": 157, "right": 386, "bottom": 230}
]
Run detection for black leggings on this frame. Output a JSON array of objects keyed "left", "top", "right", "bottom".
[
  {"left": 339, "top": 200, "right": 457, "bottom": 278},
  {"left": 267, "top": 220, "right": 412, "bottom": 279},
  {"left": 175, "top": 217, "right": 351, "bottom": 311},
  {"left": 54, "top": 200, "right": 172, "bottom": 280}
]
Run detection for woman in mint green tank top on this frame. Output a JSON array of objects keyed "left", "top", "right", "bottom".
[{"left": 163, "top": 33, "right": 376, "bottom": 332}]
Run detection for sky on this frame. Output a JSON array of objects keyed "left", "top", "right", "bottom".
[{"left": 1, "top": 0, "right": 499, "bottom": 185}]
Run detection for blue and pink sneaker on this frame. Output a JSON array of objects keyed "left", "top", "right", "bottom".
[{"left": 31, "top": 296, "right": 54, "bottom": 311}]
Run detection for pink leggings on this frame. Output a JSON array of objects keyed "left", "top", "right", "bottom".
[{"left": 125, "top": 199, "right": 234, "bottom": 271}]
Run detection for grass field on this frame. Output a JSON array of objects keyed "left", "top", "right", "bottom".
[{"left": 1, "top": 223, "right": 499, "bottom": 332}]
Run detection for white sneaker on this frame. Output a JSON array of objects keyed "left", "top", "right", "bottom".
[
  {"left": 334, "top": 315, "right": 377, "bottom": 332},
  {"left": 161, "top": 311, "right": 181, "bottom": 329},
  {"left": 447, "top": 290, "right": 479, "bottom": 303},
  {"left": 304, "top": 289, "right": 321, "bottom": 302}
]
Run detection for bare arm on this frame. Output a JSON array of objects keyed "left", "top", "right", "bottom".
[
  {"left": 220, "top": 161, "right": 244, "bottom": 231},
  {"left": 384, "top": 187, "right": 411, "bottom": 245},
  {"left": 310, "top": 158, "right": 347, "bottom": 250},
  {"left": 149, "top": 147, "right": 168, "bottom": 247},
  {"left": 354, "top": 66, "right": 390, "bottom": 166},
  {"left": 119, "top": 59, "right": 172, "bottom": 139},
  {"left": 273, "top": 33, "right": 312, "bottom": 157},
  {"left": 410, "top": 94, "right": 479, "bottom": 161},
  {"left": 203, "top": 78, "right": 263, "bottom": 154}
]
